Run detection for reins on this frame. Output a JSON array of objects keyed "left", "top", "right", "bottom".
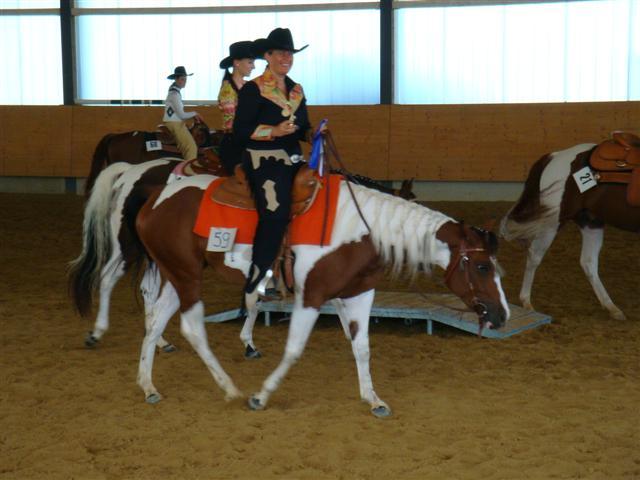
[{"left": 322, "top": 131, "right": 372, "bottom": 235}]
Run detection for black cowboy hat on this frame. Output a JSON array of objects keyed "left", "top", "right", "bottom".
[
  {"left": 219, "top": 41, "right": 257, "bottom": 69},
  {"left": 254, "top": 28, "right": 308, "bottom": 56},
  {"left": 167, "top": 66, "right": 193, "bottom": 80}
]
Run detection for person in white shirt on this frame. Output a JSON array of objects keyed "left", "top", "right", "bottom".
[{"left": 164, "top": 66, "right": 203, "bottom": 161}]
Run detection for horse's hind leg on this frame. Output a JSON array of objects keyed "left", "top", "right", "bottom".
[
  {"left": 520, "top": 228, "right": 557, "bottom": 310},
  {"left": 137, "top": 281, "right": 180, "bottom": 403},
  {"left": 249, "top": 299, "right": 319, "bottom": 411},
  {"left": 239, "top": 292, "right": 262, "bottom": 359},
  {"left": 335, "top": 290, "right": 390, "bottom": 418},
  {"left": 179, "top": 300, "right": 242, "bottom": 401},
  {"left": 86, "top": 257, "right": 126, "bottom": 347},
  {"left": 140, "top": 265, "right": 177, "bottom": 352},
  {"left": 579, "top": 226, "right": 625, "bottom": 320}
]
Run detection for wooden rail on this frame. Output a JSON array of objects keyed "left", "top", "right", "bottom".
[{"left": 1, "top": 102, "right": 638, "bottom": 180}]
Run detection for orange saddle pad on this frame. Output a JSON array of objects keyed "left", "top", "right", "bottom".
[{"left": 193, "top": 174, "right": 343, "bottom": 246}]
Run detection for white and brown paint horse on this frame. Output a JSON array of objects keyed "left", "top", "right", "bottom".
[
  {"left": 70, "top": 160, "right": 416, "bottom": 353},
  {"left": 125, "top": 173, "right": 508, "bottom": 417},
  {"left": 500, "top": 142, "right": 640, "bottom": 320}
]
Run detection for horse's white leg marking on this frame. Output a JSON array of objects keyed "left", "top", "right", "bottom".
[
  {"left": 139, "top": 266, "right": 175, "bottom": 350},
  {"left": 251, "top": 301, "right": 319, "bottom": 408},
  {"left": 520, "top": 228, "right": 558, "bottom": 310},
  {"left": 579, "top": 227, "right": 626, "bottom": 320},
  {"left": 180, "top": 301, "right": 242, "bottom": 401},
  {"left": 137, "top": 282, "right": 179, "bottom": 402},
  {"left": 92, "top": 257, "right": 125, "bottom": 340},
  {"left": 340, "top": 290, "right": 390, "bottom": 414},
  {"left": 331, "top": 298, "right": 353, "bottom": 340},
  {"left": 239, "top": 293, "right": 260, "bottom": 352}
]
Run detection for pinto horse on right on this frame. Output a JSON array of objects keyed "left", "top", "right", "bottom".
[{"left": 500, "top": 131, "right": 640, "bottom": 320}]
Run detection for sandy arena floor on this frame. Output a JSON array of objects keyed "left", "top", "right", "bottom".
[{"left": 0, "top": 192, "right": 638, "bottom": 479}]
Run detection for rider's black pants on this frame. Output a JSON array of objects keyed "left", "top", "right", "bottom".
[{"left": 243, "top": 149, "right": 301, "bottom": 293}]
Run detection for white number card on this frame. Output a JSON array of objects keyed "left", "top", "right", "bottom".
[
  {"left": 206, "top": 227, "right": 237, "bottom": 252},
  {"left": 572, "top": 166, "right": 597, "bottom": 193},
  {"left": 145, "top": 140, "right": 162, "bottom": 152}
]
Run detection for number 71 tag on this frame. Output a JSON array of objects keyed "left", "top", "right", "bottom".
[
  {"left": 572, "top": 166, "right": 597, "bottom": 193},
  {"left": 207, "top": 227, "right": 237, "bottom": 252}
]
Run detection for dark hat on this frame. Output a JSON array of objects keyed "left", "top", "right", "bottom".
[
  {"left": 167, "top": 66, "right": 193, "bottom": 80},
  {"left": 254, "top": 28, "right": 308, "bottom": 57},
  {"left": 219, "top": 41, "right": 257, "bottom": 69}
]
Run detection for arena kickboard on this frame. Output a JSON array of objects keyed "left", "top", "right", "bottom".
[{"left": 204, "top": 291, "right": 551, "bottom": 338}]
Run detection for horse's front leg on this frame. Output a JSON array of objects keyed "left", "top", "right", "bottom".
[
  {"left": 520, "top": 228, "right": 557, "bottom": 310},
  {"left": 248, "top": 300, "right": 319, "bottom": 411},
  {"left": 179, "top": 300, "right": 242, "bottom": 401},
  {"left": 579, "top": 226, "right": 626, "bottom": 320},
  {"left": 137, "top": 282, "right": 180, "bottom": 403},
  {"left": 339, "top": 289, "right": 390, "bottom": 418},
  {"left": 239, "top": 291, "right": 262, "bottom": 358}
]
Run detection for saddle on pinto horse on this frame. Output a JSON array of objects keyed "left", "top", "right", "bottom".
[
  {"left": 212, "top": 163, "right": 321, "bottom": 216},
  {"left": 589, "top": 131, "right": 640, "bottom": 206},
  {"left": 210, "top": 162, "right": 323, "bottom": 294}
]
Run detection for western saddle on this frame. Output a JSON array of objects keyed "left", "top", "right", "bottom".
[
  {"left": 588, "top": 131, "right": 640, "bottom": 206},
  {"left": 212, "top": 163, "right": 321, "bottom": 216}
]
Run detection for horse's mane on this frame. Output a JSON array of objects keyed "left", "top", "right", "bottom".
[{"left": 342, "top": 184, "right": 453, "bottom": 278}]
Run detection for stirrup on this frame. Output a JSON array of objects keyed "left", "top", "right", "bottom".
[{"left": 256, "top": 269, "right": 274, "bottom": 297}]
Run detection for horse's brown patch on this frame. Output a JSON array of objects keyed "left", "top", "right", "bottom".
[
  {"left": 509, "top": 153, "right": 553, "bottom": 223},
  {"left": 560, "top": 150, "right": 640, "bottom": 231},
  {"left": 303, "top": 235, "right": 383, "bottom": 310},
  {"left": 349, "top": 321, "right": 359, "bottom": 340}
]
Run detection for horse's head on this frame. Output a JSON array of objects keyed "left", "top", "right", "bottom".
[
  {"left": 436, "top": 222, "right": 509, "bottom": 332},
  {"left": 190, "top": 120, "right": 212, "bottom": 147}
]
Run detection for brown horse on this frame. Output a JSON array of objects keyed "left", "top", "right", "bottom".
[
  {"left": 85, "top": 120, "right": 223, "bottom": 194},
  {"left": 121, "top": 171, "right": 508, "bottom": 417},
  {"left": 500, "top": 133, "right": 640, "bottom": 320}
]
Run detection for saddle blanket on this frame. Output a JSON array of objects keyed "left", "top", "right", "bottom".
[{"left": 193, "top": 174, "right": 343, "bottom": 246}]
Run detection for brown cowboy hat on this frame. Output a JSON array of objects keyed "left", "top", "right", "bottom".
[
  {"left": 219, "top": 41, "right": 257, "bottom": 69},
  {"left": 167, "top": 66, "right": 193, "bottom": 80},
  {"left": 254, "top": 28, "right": 308, "bottom": 57}
]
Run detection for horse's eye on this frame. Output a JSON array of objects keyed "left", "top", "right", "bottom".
[{"left": 476, "top": 263, "right": 491, "bottom": 275}]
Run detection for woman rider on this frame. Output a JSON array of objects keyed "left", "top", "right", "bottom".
[
  {"left": 163, "top": 66, "right": 203, "bottom": 161},
  {"left": 233, "top": 27, "right": 326, "bottom": 296},
  {"left": 217, "top": 41, "right": 256, "bottom": 174}
]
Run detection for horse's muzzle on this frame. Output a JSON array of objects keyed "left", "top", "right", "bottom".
[{"left": 475, "top": 302, "right": 507, "bottom": 331}]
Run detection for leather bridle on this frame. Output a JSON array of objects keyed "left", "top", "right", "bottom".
[{"left": 443, "top": 240, "right": 490, "bottom": 318}]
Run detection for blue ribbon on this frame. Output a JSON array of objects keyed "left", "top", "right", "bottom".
[{"left": 309, "top": 118, "right": 329, "bottom": 173}]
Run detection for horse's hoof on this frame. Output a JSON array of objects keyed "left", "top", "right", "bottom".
[
  {"left": 611, "top": 310, "right": 627, "bottom": 321},
  {"left": 146, "top": 393, "right": 162, "bottom": 404},
  {"left": 161, "top": 344, "right": 177, "bottom": 353},
  {"left": 84, "top": 332, "right": 99, "bottom": 348},
  {"left": 244, "top": 345, "right": 262, "bottom": 359},
  {"left": 248, "top": 396, "right": 264, "bottom": 411},
  {"left": 371, "top": 405, "right": 392, "bottom": 418}
]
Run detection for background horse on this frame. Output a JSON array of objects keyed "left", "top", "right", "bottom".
[
  {"left": 118, "top": 173, "right": 509, "bottom": 416},
  {"left": 84, "top": 120, "right": 221, "bottom": 194},
  {"left": 500, "top": 140, "right": 640, "bottom": 320}
]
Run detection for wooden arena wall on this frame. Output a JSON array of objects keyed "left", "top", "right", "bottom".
[{"left": 1, "top": 102, "right": 638, "bottom": 181}]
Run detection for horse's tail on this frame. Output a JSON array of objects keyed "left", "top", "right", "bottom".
[
  {"left": 499, "top": 153, "right": 556, "bottom": 242},
  {"left": 85, "top": 133, "right": 116, "bottom": 196},
  {"left": 68, "top": 162, "right": 132, "bottom": 317}
]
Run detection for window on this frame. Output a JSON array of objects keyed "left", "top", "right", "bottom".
[
  {"left": 395, "top": 0, "right": 640, "bottom": 104},
  {"left": 0, "top": 2, "right": 63, "bottom": 105},
  {"left": 74, "top": 5, "right": 380, "bottom": 105}
]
